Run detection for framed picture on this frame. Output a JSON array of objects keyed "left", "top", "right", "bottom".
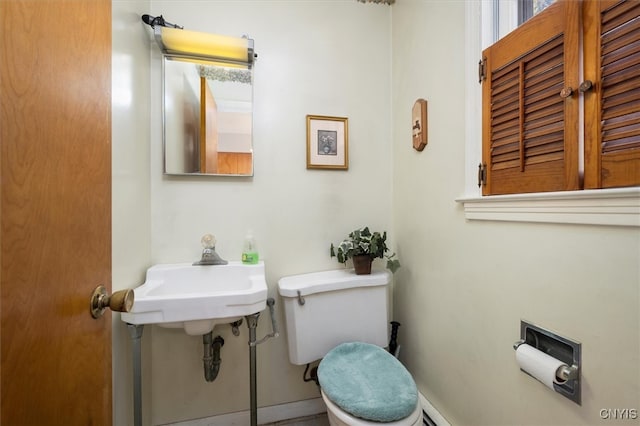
[{"left": 306, "top": 115, "right": 348, "bottom": 170}]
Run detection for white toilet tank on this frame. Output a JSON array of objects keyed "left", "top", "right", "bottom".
[{"left": 277, "top": 269, "right": 391, "bottom": 365}]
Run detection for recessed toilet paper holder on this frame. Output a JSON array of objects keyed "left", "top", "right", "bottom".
[{"left": 514, "top": 320, "right": 581, "bottom": 405}]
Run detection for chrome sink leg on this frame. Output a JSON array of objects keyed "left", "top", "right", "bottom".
[
  {"left": 127, "top": 323, "right": 144, "bottom": 426},
  {"left": 245, "top": 298, "right": 279, "bottom": 426},
  {"left": 245, "top": 313, "right": 260, "bottom": 426}
]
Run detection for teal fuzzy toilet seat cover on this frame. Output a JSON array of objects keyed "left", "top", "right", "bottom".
[{"left": 318, "top": 342, "right": 418, "bottom": 422}]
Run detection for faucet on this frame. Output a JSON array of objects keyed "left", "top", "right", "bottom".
[{"left": 193, "top": 234, "right": 228, "bottom": 266}]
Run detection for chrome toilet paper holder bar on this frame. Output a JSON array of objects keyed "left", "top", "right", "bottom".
[
  {"left": 514, "top": 339, "right": 579, "bottom": 381},
  {"left": 514, "top": 320, "right": 582, "bottom": 405}
]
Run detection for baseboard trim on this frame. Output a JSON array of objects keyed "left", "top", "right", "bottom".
[
  {"left": 162, "top": 397, "right": 327, "bottom": 426},
  {"left": 419, "top": 392, "right": 450, "bottom": 426},
  {"left": 164, "top": 392, "right": 449, "bottom": 426}
]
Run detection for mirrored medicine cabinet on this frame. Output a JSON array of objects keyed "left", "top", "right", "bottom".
[
  {"left": 153, "top": 24, "right": 256, "bottom": 176},
  {"left": 163, "top": 56, "right": 254, "bottom": 175}
]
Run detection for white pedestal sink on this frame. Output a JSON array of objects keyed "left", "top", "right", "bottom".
[{"left": 121, "top": 261, "right": 267, "bottom": 335}]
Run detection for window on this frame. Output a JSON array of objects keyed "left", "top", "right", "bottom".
[
  {"left": 518, "top": 0, "right": 556, "bottom": 25},
  {"left": 479, "top": 0, "right": 640, "bottom": 196}
]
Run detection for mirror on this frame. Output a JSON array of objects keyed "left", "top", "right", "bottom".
[{"left": 163, "top": 55, "right": 253, "bottom": 175}]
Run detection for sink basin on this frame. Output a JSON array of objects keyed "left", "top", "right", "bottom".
[{"left": 121, "top": 261, "right": 267, "bottom": 335}]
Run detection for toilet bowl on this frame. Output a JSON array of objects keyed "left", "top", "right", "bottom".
[
  {"left": 322, "top": 390, "right": 422, "bottom": 426},
  {"left": 318, "top": 342, "right": 421, "bottom": 426},
  {"left": 277, "top": 269, "right": 421, "bottom": 426}
]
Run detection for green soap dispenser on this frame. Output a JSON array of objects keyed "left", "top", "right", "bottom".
[{"left": 241, "top": 230, "right": 259, "bottom": 264}]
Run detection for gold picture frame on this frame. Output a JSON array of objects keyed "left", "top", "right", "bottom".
[{"left": 306, "top": 115, "right": 349, "bottom": 170}]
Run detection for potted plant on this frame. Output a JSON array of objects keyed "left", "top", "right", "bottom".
[{"left": 330, "top": 227, "right": 401, "bottom": 275}]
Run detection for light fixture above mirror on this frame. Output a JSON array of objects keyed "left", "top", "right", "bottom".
[
  {"left": 142, "top": 15, "right": 257, "bottom": 176},
  {"left": 142, "top": 14, "right": 256, "bottom": 66},
  {"left": 154, "top": 26, "right": 256, "bottom": 66}
]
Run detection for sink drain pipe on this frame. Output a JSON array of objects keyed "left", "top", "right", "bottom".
[{"left": 203, "top": 333, "right": 225, "bottom": 382}]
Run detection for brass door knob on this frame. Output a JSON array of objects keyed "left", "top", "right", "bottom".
[{"left": 90, "top": 285, "right": 134, "bottom": 319}]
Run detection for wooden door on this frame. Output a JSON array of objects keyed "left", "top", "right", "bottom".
[{"left": 1, "top": 0, "right": 112, "bottom": 424}]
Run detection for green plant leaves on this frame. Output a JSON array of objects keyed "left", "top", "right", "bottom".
[{"left": 329, "top": 227, "right": 400, "bottom": 273}]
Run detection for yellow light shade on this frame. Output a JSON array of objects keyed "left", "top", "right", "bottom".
[{"left": 155, "top": 26, "right": 254, "bottom": 65}]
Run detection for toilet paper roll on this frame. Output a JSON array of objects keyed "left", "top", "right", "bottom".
[{"left": 515, "top": 343, "right": 568, "bottom": 389}]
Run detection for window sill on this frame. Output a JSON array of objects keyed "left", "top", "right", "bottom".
[{"left": 456, "top": 188, "right": 640, "bottom": 227}]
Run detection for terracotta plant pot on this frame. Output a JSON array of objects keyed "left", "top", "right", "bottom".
[{"left": 352, "top": 255, "right": 373, "bottom": 275}]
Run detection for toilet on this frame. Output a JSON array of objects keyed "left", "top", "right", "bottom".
[{"left": 278, "top": 269, "right": 422, "bottom": 426}]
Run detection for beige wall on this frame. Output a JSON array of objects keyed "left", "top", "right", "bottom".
[
  {"left": 146, "top": 1, "right": 393, "bottom": 424},
  {"left": 112, "top": 0, "right": 153, "bottom": 424},
  {"left": 391, "top": 2, "right": 639, "bottom": 426},
  {"left": 112, "top": 1, "right": 639, "bottom": 425}
]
